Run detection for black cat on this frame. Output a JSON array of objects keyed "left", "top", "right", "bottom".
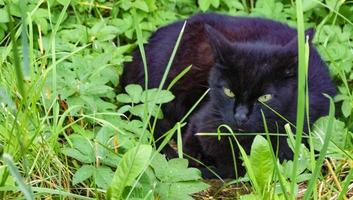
[{"left": 121, "top": 13, "right": 336, "bottom": 178}]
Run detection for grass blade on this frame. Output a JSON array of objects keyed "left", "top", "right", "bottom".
[
  {"left": 291, "top": 0, "right": 309, "bottom": 197},
  {"left": 177, "top": 122, "right": 183, "bottom": 158},
  {"left": 107, "top": 145, "right": 152, "bottom": 200},
  {"left": 32, "top": 187, "right": 95, "bottom": 200},
  {"left": 337, "top": 166, "right": 353, "bottom": 200},
  {"left": 19, "top": 1, "right": 30, "bottom": 80},
  {"left": 217, "top": 125, "right": 261, "bottom": 193},
  {"left": 6, "top": 1, "right": 26, "bottom": 101},
  {"left": 167, "top": 65, "right": 192, "bottom": 90},
  {"left": 2, "top": 154, "right": 34, "bottom": 200},
  {"left": 261, "top": 111, "right": 290, "bottom": 200},
  {"left": 303, "top": 96, "right": 335, "bottom": 200}
]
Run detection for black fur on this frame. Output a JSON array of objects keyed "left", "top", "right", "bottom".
[{"left": 122, "top": 13, "right": 336, "bottom": 178}]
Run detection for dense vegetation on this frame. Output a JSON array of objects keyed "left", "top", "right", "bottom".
[{"left": 0, "top": 0, "right": 352, "bottom": 199}]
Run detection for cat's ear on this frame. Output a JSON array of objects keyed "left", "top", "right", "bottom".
[
  {"left": 283, "top": 28, "right": 315, "bottom": 50},
  {"left": 305, "top": 28, "right": 315, "bottom": 42},
  {"left": 280, "top": 28, "right": 315, "bottom": 76},
  {"left": 204, "top": 24, "right": 233, "bottom": 64}
]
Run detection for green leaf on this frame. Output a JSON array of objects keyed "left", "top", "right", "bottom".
[
  {"left": 156, "top": 181, "right": 209, "bottom": 200},
  {"left": 68, "top": 134, "right": 95, "bottom": 158},
  {"left": 249, "top": 135, "right": 274, "bottom": 192},
  {"left": 95, "top": 126, "right": 120, "bottom": 167},
  {"left": 111, "top": 17, "right": 132, "bottom": 34},
  {"left": 34, "top": 16, "right": 50, "bottom": 34},
  {"left": 341, "top": 99, "right": 352, "bottom": 118},
  {"left": 59, "top": 25, "right": 88, "bottom": 44},
  {"left": 252, "top": 0, "right": 284, "bottom": 20},
  {"left": 133, "top": 0, "right": 149, "bottom": 12},
  {"left": 302, "top": 0, "right": 321, "bottom": 11},
  {"left": 325, "top": 0, "right": 342, "bottom": 8},
  {"left": 120, "top": 0, "right": 132, "bottom": 10},
  {"left": 93, "top": 97, "right": 117, "bottom": 112},
  {"left": 153, "top": 158, "right": 201, "bottom": 182},
  {"left": 150, "top": 154, "right": 208, "bottom": 199},
  {"left": 312, "top": 116, "right": 348, "bottom": 158},
  {"left": 0, "top": 9, "right": 9, "bottom": 23},
  {"left": 222, "top": 0, "right": 244, "bottom": 10},
  {"left": 0, "top": 86, "right": 16, "bottom": 111},
  {"left": 61, "top": 148, "right": 95, "bottom": 163},
  {"left": 98, "top": 26, "right": 119, "bottom": 41},
  {"left": 72, "top": 165, "right": 95, "bottom": 185},
  {"left": 2, "top": 154, "right": 34, "bottom": 200},
  {"left": 100, "top": 66, "right": 120, "bottom": 86},
  {"left": 129, "top": 103, "right": 164, "bottom": 119},
  {"left": 90, "top": 22, "right": 118, "bottom": 42},
  {"left": 123, "top": 167, "right": 157, "bottom": 199},
  {"left": 94, "top": 166, "right": 114, "bottom": 189},
  {"left": 282, "top": 159, "right": 309, "bottom": 179},
  {"left": 145, "top": 0, "right": 157, "bottom": 11},
  {"left": 211, "top": 0, "right": 220, "bottom": 8},
  {"left": 117, "top": 105, "right": 132, "bottom": 114},
  {"left": 71, "top": 124, "right": 94, "bottom": 139},
  {"left": 7, "top": 3, "right": 20, "bottom": 17},
  {"left": 57, "top": 0, "right": 70, "bottom": 5},
  {"left": 198, "top": 0, "right": 211, "bottom": 11},
  {"left": 0, "top": 29, "right": 4, "bottom": 41},
  {"left": 116, "top": 93, "right": 133, "bottom": 103},
  {"left": 82, "top": 84, "right": 113, "bottom": 96},
  {"left": 107, "top": 145, "right": 152, "bottom": 200},
  {"left": 125, "top": 84, "right": 143, "bottom": 103},
  {"left": 95, "top": 127, "right": 115, "bottom": 156},
  {"left": 0, "top": 166, "right": 15, "bottom": 187},
  {"left": 240, "top": 193, "right": 262, "bottom": 200},
  {"left": 101, "top": 151, "right": 121, "bottom": 167},
  {"left": 141, "top": 89, "right": 175, "bottom": 104}
]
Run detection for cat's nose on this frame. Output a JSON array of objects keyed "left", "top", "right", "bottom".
[{"left": 234, "top": 105, "right": 249, "bottom": 124}]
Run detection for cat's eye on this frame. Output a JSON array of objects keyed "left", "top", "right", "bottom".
[
  {"left": 258, "top": 94, "right": 273, "bottom": 102},
  {"left": 223, "top": 87, "right": 235, "bottom": 98}
]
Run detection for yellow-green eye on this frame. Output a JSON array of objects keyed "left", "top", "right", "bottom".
[
  {"left": 223, "top": 87, "right": 235, "bottom": 98},
  {"left": 258, "top": 94, "right": 273, "bottom": 102}
]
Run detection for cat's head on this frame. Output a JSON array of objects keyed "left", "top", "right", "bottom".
[{"left": 205, "top": 24, "right": 323, "bottom": 133}]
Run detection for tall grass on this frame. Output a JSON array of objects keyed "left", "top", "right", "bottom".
[
  {"left": 124, "top": 19, "right": 210, "bottom": 199},
  {"left": 290, "top": 0, "right": 307, "bottom": 196},
  {"left": 0, "top": 0, "right": 352, "bottom": 199},
  {"left": 0, "top": 1, "right": 95, "bottom": 199},
  {"left": 123, "top": 16, "right": 188, "bottom": 199}
]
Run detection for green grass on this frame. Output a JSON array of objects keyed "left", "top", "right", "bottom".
[{"left": 0, "top": 0, "right": 352, "bottom": 199}]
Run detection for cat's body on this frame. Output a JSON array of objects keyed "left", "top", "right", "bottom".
[{"left": 122, "top": 13, "right": 335, "bottom": 178}]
